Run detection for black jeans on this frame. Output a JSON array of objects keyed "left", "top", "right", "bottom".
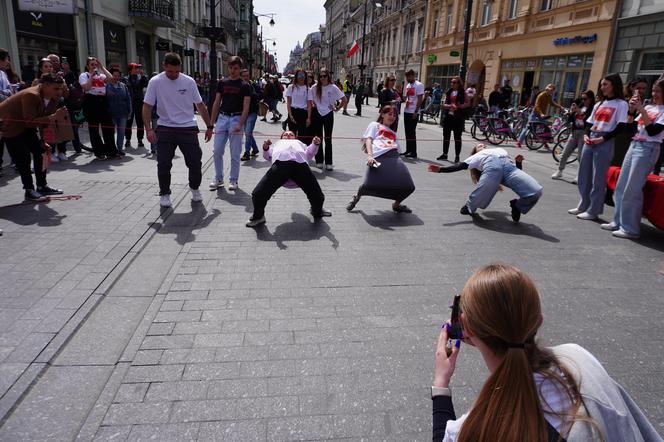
[
  {"left": 403, "top": 113, "right": 418, "bottom": 156},
  {"left": 443, "top": 114, "right": 464, "bottom": 158},
  {"left": 4, "top": 129, "right": 47, "bottom": 190},
  {"left": 125, "top": 100, "right": 145, "bottom": 143},
  {"left": 156, "top": 126, "right": 203, "bottom": 195},
  {"left": 251, "top": 160, "right": 324, "bottom": 218},
  {"left": 312, "top": 110, "right": 334, "bottom": 165},
  {"left": 83, "top": 95, "right": 116, "bottom": 157},
  {"left": 287, "top": 108, "right": 310, "bottom": 144}
]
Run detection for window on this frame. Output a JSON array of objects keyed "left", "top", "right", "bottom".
[
  {"left": 481, "top": 1, "right": 493, "bottom": 26},
  {"left": 540, "top": 0, "right": 552, "bottom": 11},
  {"left": 508, "top": 0, "right": 518, "bottom": 19},
  {"left": 640, "top": 52, "right": 664, "bottom": 72},
  {"left": 445, "top": 4, "right": 453, "bottom": 34},
  {"left": 240, "top": 5, "right": 247, "bottom": 22},
  {"left": 432, "top": 11, "right": 439, "bottom": 38}
]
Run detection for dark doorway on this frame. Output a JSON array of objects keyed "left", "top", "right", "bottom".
[{"left": 521, "top": 71, "right": 535, "bottom": 106}]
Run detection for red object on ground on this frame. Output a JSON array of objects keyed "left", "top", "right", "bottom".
[{"left": 607, "top": 166, "right": 664, "bottom": 230}]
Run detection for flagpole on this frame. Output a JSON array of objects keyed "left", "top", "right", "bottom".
[{"left": 359, "top": 0, "right": 368, "bottom": 84}]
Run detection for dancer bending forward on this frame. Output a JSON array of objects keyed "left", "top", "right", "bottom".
[
  {"left": 428, "top": 144, "right": 542, "bottom": 222},
  {"left": 346, "top": 105, "right": 416, "bottom": 213},
  {"left": 247, "top": 131, "right": 331, "bottom": 227}
]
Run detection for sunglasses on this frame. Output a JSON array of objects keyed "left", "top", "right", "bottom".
[
  {"left": 319, "top": 75, "right": 328, "bottom": 78},
  {"left": 451, "top": 80, "right": 459, "bottom": 84}
]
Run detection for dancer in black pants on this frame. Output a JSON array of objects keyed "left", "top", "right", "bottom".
[
  {"left": 285, "top": 69, "right": 310, "bottom": 143},
  {"left": 79, "top": 57, "right": 116, "bottom": 159},
  {"left": 246, "top": 131, "right": 331, "bottom": 227},
  {"left": 124, "top": 62, "right": 148, "bottom": 148},
  {"left": 402, "top": 69, "right": 424, "bottom": 158},
  {"left": 307, "top": 68, "right": 347, "bottom": 171},
  {"left": 438, "top": 76, "right": 471, "bottom": 163}
]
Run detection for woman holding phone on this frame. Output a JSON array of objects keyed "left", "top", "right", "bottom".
[
  {"left": 79, "top": 57, "right": 117, "bottom": 159},
  {"left": 346, "top": 105, "right": 415, "bottom": 213},
  {"left": 431, "top": 263, "right": 659, "bottom": 441}
]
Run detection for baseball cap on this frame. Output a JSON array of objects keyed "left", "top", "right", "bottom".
[{"left": 128, "top": 62, "right": 142, "bottom": 70}]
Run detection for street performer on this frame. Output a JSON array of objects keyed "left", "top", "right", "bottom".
[{"left": 0, "top": 73, "right": 67, "bottom": 201}]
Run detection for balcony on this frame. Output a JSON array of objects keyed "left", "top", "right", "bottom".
[{"left": 129, "top": 0, "right": 175, "bottom": 28}]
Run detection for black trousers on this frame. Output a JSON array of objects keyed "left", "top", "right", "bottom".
[
  {"left": 287, "top": 108, "right": 310, "bottom": 144},
  {"left": 125, "top": 99, "right": 145, "bottom": 142},
  {"left": 355, "top": 96, "right": 363, "bottom": 116},
  {"left": 403, "top": 113, "right": 418, "bottom": 156},
  {"left": 83, "top": 95, "right": 116, "bottom": 157},
  {"left": 251, "top": 160, "right": 324, "bottom": 218},
  {"left": 443, "top": 114, "right": 464, "bottom": 157},
  {"left": 312, "top": 110, "right": 334, "bottom": 165},
  {"left": 156, "top": 126, "right": 203, "bottom": 195},
  {"left": 4, "top": 129, "right": 47, "bottom": 190}
]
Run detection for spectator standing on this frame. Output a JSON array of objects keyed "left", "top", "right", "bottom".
[
  {"left": 438, "top": 76, "right": 471, "bottom": 163},
  {"left": 354, "top": 81, "right": 365, "bottom": 117},
  {"left": 378, "top": 76, "right": 400, "bottom": 132},
  {"left": 142, "top": 52, "right": 214, "bottom": 208},
  {"left": 552, "top": 91, "right": 595, "bottom": 181},
  {"left": 0, "top": 73, "right": 67, "bottom": 201},
  {"left": 124, "top": 63, "right": 148, "bottom": 149},
  {"left": 31, "top": 58, "right": 53, "bottom": 86},
  {"left": 240, "top": 69, "right": 262, "bottom": 161},
  {"left": 342, "top": 75, "right": 352, "bottom": 115},
  {"left": 488, "top": 84, "right": 501, "bottom": 114},
  {"left": 402, "top": 69, "right": 424, "bottom": 158},
  {"left": 79, "top": 57, "right": 116, "bottom": 159},
  {"left": 209, "top": 56, "right": 251, "bottom": 191},
  {"left": 0, "top": 48, "right": 17, "bottom": 175},
  {"left": 500, "top": 78, "right": 513, "bottom": 109},
  {"left": 285, "top": 69, "right": 310, "bottom": 143},
  {"left": 106, "top": 67, "right": 132, "bottom": 156}
]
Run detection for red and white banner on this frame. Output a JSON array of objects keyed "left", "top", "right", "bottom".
[{"left": 347, "top": 40, "right": 359, "bottom": 58}]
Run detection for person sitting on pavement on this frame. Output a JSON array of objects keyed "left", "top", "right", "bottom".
[
  {"left": 432, "top": 262, "right": 661, "bottom": 442},
  {"left": 0, "top": 73, "right": 67, "bottom": 201},
  {"left": 246, "top": 131, "right": 330, "bottom": 227},
  {"left": 346, "top": 105, "right": 416, "bottom": 214},
  {"left": 428, "top": 144, "right": 541, "bottom": 223}
]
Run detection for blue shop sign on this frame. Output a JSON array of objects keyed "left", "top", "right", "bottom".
[{"left": 553, "top": 34, "right": 597, "bottom": 46}]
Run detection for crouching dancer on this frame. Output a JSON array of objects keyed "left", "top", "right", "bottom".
[
  {"left": 246, "top": 131, "right": 331, "bottom": 227},
  {"left": 428, "top": 144, "right": 542, "bottom": 222}
]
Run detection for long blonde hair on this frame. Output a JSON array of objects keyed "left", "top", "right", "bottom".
[{"left": 457, "top": 263, "right": 601, "bottom": 442}]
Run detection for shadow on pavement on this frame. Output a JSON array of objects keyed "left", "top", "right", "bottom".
[
  {"left": 468, "top": 210, "right": 560, "bottom": 243},
  {"left": 241, "top": 158, "right": 271, "bottom": 170},
  {"left": 65, "top": 155, "right": 135, "bottom": 174},
  {"left": 633, "top": 225, "right": 664, "bottom": 253},
  {"left": 0, "top": 201, "right": 66, "bottom": 227},
  {"left": 312, "top": 168, "right": 362, "bottom": 182},
  {"left": 214, "top": 187, "right": 253, "bottom": 213},
  {"left": 356, "top": 209, "right": 424, "bottom": 231},
  {"left": 150, "top": 202, "right": 221, "bottom": 245},
  {"left": 254, "top": 213, "right": 339, "bottom": 250}
]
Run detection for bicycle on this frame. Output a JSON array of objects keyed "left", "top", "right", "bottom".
[{"left": 469, "top": 113, "right": 490, "bottom": 141}]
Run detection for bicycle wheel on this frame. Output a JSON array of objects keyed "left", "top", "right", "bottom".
[
  {"left": 486, "top": 129, "right": 506, "bottom": 145},
  {"left": 556, "top": 127, "right": 571, "bottom": 144},
  {"left": 552, "top": 141, "right": 564, "bottom": 163},
  {"left": 470, "top": 123, "right": 479, "bottom": 140},
  {"left": 525, "top": 131, "right": 544, "bottom": 150}
]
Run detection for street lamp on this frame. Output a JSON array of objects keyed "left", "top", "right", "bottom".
[{"left": 459, "top": 0, "right": 473, "bottom": 82}]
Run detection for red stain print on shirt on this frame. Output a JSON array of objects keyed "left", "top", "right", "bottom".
[
  {"left": 594, "top": 106, "right": 615, "bottom": 123},
  {"left": 378, "top": 127, "right": 397, "bottom": 146},
  {"left": 638, "top": 110, "right": 662, "bottom": 128},
  {"left": 91, "top": 76, "right": 105, "bottom": 89}
]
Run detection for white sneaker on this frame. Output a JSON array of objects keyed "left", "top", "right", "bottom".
[
  {"left": 159, "top": 195, "right": 172, "bottom": 207},
  {"left": 612, "top": 229, "right": 639, "bottom": 239},
  {"left": 567, "top": 208, "right": 581, "bottom": 215},
  {"left": 228, "top": 182, "right": 238, "bottom": 191},
  {"left": 551, "top": 170, "right": 563, "bottom": 180},
  {"left": 325, "top": 164, "right": 334, "bottom": 171},
  {"left": 209, "top": 180, "right": 224, "bottom": 190},
  {"left": 577, "top": 212, "right": 598, "bottom": 220},
  {"left": 600, "top": 222, "right": 619, "bottom": 231},
  {"left": 571, "top": 178, "right": 578, "bottom": 184},
  {"left": 246, "top": 215, "right": 266, "bottom": 227},
  {"left": 315, "top": 163, "right": 324, "bottom": 169},
  {"left": 57, "top": 152, "right": 68, "bottom": 161},
  {"left": 50, "top": 154, "right": 59, "bottom": 163},
  {"left": 191, "top": 188, "right": 203, "bottom": 202}
]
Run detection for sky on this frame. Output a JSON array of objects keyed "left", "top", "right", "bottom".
[{"left": 252, "top": 0, "right": 326, "bottom": 72}]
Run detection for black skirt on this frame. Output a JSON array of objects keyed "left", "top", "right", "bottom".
[{"left": 359, "top": 149, "right": 415, "bottom": 201}]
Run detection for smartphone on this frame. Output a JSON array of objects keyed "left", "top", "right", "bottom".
[
  {"left": 61, "top": 56, "right": 68, "bottom": 64},
  {"left": 371, "top": 161, "right": 381, "bottom": 168},
  {"left": 448, "top": 295, "right": 463, "bottom": 340}
]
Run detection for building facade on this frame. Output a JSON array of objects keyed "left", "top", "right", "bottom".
[
  {"left": 422, "top": 0, "right": 618, "bottom": 107},
  {"left": 301, "top": 32, "right": 321, "bottom": 73},
  {"left": 323, "top": 0, "right": 349, "bottom": 80},
  {"left": 284, "top": 41, "right": 304, "bottom": 74},
  {"left": 609, "top": 0, "right": 664, "bottom": 93}
]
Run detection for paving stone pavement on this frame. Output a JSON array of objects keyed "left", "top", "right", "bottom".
[{"left": 0, "top": 98, "right": 663, "bottom": 441}]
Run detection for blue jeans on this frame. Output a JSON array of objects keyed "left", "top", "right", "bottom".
[
  {"left": 244, "top": 112, "right": 258, "bottom": 155},
  {"left": 213, "top": 114, "right": 243, "bottom": 183},
  {"left": 518, "top": 113, "right": 544, "bottom": 143},
  {"left": 577, "top": 134, "right": 614, "bottom": 215},
  {"left": 112, "top": 117, "right": 127, "bottom": 153},
  {"left": 467, "top": 157, "right": 542, "bottom": 214},
  {"left": 612, "top": 140, "right": 660, "bottom": 235}
]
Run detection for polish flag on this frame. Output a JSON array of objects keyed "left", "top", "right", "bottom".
[{"left": 347, "top": 40, "right": 359, "bottom": 58}]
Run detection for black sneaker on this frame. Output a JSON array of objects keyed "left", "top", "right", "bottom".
[
  {"left": 124, "top": 140, "right": 131, "bottom": 148},
  {"left": 25, "top": 189, "right": 47, "bottom": 201},
  {"left": 240, "top": 153, "right": 250, "bottom": 161},
  {"left": 250, "top": 149, "right": 259, "bottom": 157},
  {"left": 436, "top": 154, "right": 448, "bottom": 161},
  {"left": 460, "top": 205, "right": 470, "bottom": 215},
  {"left": 454, "top": 156, "right": 460, "bottom": 163},
  {"left": 510, "top": 199, "right": 521, "bottom": 223},
  {"left": 37, "top": 186, "right": 64, "bottom": 196},
  {"left": 137, "top": 141, "right": 145, "bottom": 148},
  {"left": 311, "top": 208, "right": 332, "bottom": 219}
]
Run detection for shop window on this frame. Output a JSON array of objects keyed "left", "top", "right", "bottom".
[
  {"left": 640, "top": 52, "right": 664, "bottom": 72},
  {"left": 557, "top": 57, "right": 566, "bottom": 68},
  {"left": 540, "top": 0, "right": 552, "bottom": 11},
  {"left": 508, "top": 0, "right": 518, "bottom": 19},
  {"left": 584, "top": 55, "right": 593, "bottom": 68},
  {"left": 481, "top": 1, "right": 493, "bottom": 26},
  {"left": 542, "top": 57, "right": 556, "bottom": 69},
  {"left": 567, "top": 55, "right": 583, "bottom": 68}
]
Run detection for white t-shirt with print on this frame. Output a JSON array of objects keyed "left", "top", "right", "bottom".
[
  {"left": 404, "top": 80, "right": 425, "bottom": 114},
  {"left": 633, "top": 104, "right": 664, "bottom": 143},
  {"left": 308, "top": 83, "right": 345, "bottom": 117},
  {"left": 464, "top": 147, "right": 509, "bottom": 171},
  {"left": 143, "top": 72, "right": 203, "bottom": 128},
  {"left": 587, "top": 99, "right": 628, "bottom": 134},
  {"left": 79, "top": 72, "right": 107, "bottom": 96},
  {"left": 362, "top": 121, "right": 403, "bottom": 158},
  {"left": 285, "top": 84, "right": 309, "bottom": 109}
]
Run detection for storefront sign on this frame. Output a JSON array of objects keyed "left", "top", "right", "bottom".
[
  {"left": 427, "top": 54, "right": 437, "bottom": 64},
  {"left": 104, "top": 21, "right": 126, "bottom": 52},
  {"left": 18, "top": 0, "right": 75, "bottom": 14},
  {"left": 13, "top": 0, "right": 75, "bottom": 39},
  {"left": 156, "top": 41, "right": 170, "bottom": 51},
  {"left": 450, "top": 50, "right": 460, "bottom": 57},
  {"left": 553, "top": 34, "right": 597, "bottom": 46}
]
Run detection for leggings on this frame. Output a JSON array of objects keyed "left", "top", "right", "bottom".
[
  {"left": 312, "top": 110, "right": 334, "bottom": 165},
  {"left": 443, "top": 114, "right": 464, "bottom": 157}
]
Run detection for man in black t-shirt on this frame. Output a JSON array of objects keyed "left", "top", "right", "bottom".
[
  {"left": 209, "top": 56, "right": 251, "bottom": 191},
  {"left": 500, "top": 79, "right": 513, "bottom": 109},
  {"left": 124, "top": 63, "right": 149, "bottom": 148}
]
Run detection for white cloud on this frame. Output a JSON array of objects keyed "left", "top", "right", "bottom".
[{"left": 252, "top": 0, "right": 326, "bottom": 72}]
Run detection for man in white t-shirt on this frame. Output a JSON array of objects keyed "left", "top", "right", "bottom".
[
  {"left": 403, "top": 69, "right": 424, "bottom": 158},
  {"left": 142, "top": 53, "right": 214, "bottom": 208}
]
